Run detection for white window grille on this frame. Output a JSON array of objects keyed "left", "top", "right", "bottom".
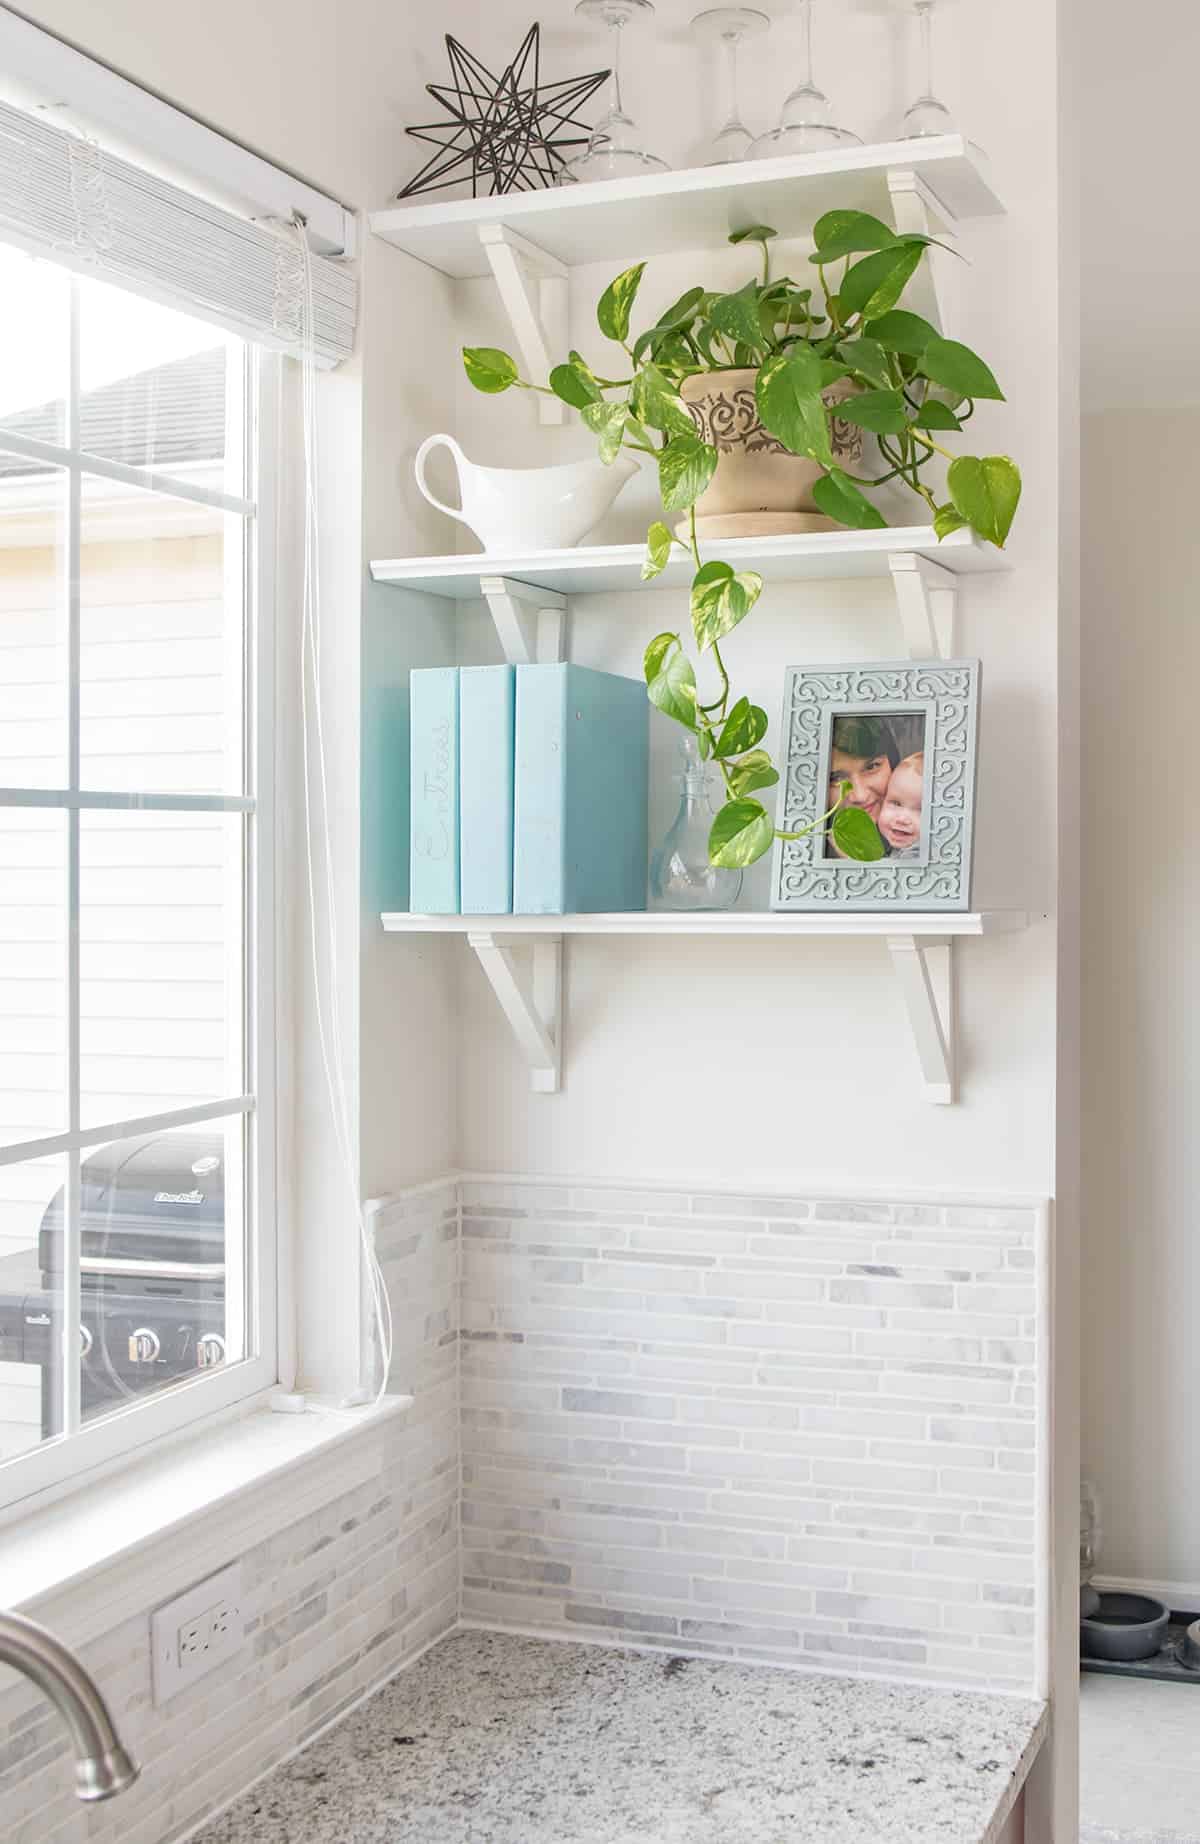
[{"left": 0, "top": 239, "right": 277, "bottom": 1509}]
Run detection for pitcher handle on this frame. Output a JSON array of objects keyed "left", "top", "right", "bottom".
[{"left": 414, "top": 433, "right": 471, "bottom": 525}]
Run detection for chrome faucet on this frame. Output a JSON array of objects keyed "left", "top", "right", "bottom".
[{"left": 0, "top": 1609, "right": 139, "bottom": 1801}]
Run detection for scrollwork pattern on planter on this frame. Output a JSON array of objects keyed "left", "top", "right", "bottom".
[
  {"left": 771, "top": 658, "right": 982, "bottom": 913},
  {"left": 686, "top": 384, "right": 863, "bottom": 464}
]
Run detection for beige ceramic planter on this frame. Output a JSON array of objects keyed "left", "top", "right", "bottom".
[{"left": 677, "top": 367, "right": 863, "bottom": 538}]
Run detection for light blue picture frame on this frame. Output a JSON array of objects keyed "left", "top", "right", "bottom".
[{"left": 770, "top": 658, "right": 981, "bottom": 912}]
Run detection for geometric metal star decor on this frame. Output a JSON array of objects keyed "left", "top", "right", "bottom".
[{"left": 397, "top": 24, "right": 610, "bottom": 198}]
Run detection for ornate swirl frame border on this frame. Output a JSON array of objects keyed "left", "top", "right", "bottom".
[{"left": 770, "top": 658, "right": 981, "bottom": 912}]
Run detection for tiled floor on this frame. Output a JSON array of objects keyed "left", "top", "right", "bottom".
[{"left": 1080, "top": 1673, "right": 1200, "bottom": 1842}]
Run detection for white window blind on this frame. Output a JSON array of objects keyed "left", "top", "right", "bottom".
[{"left": 0, "top": 98, "right": 356, "bottom": 367}]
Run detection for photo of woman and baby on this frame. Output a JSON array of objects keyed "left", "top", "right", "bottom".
[{"left": 824, "top": 713, "right": 927, "bottom": 861}]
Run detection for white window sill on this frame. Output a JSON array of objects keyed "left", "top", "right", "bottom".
[{"left": 0, "top": 1393, "right": 413, "bottom": 1641}]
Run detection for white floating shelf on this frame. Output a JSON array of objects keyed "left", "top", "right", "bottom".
[
  {"left": 369, "top": 527, "right": 1004, "bottom": 602},
  {"left": 381, "top": 911, "right": 1023, "bottom": 938},
  {"left": 371, "top": 136, "right": 1002, "bottom": 279},
  {"left": 383, "top": 911, "right": 1027, "bottom": 1106}
]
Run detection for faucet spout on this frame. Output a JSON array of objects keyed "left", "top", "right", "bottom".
[{"left": 0, "top": 1609, "right": 139, "bottom": 1802}]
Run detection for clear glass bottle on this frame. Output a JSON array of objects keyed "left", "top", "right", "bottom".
[{"left": 650, "top": 737, "right": 744, "bottom": 911}]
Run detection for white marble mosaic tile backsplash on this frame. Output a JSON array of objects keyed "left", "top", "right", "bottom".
[
  {"left": 0, "top": 1182, "right": 460, "bottom": 1844},
  {"left": 1, "top": 1176, "right": 1044, "bottom": 1842},
  {"left": 459, "top": 1179, "right": 1043, "bottom": 1694}
]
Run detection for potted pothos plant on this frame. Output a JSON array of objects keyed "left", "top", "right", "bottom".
[{"left": 462, "top": 210, "right": 1020, "bottom": 870}]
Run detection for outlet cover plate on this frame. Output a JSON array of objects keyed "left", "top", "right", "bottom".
[{"left": 151, "top": 1561, "right": 244, "bottom": 1705}]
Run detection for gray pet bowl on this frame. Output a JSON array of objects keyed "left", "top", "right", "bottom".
[
  {"left": 1080, "top": 1592, "right": 1169, "bottom": 1661},
  {"left": 1179, "top": 1619, "right": 1200, "bottom": 1670}
]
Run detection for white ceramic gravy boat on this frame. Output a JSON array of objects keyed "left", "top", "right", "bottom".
[{"left": 414, "top": 434, "right": 639, "bottom": 553}]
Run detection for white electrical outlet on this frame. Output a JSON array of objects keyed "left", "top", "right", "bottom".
[{"left": 152, "top": 1562, "right": 244, "bottom": 1705}]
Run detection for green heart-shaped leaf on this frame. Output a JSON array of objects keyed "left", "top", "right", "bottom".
[
  {"left": 462, "top": 346, "right": 518, "bottom": 393},
  {"left": 835, "top": 389, "right": 909, "bottom": 435},
  {"left": 631, "top": 364, "right": 695, "bottom": 438},
  {"left": 549, "top": 360, "right": 601, "bottom": 409},
  {"left": 863, "top": 309, "right": 939, "bottom": 357},
  {"left": 582, "top": 398, "right": 629, "bottom": 463},
  {"left": 755, "top": 347, "right": 832, "bottom": 466},
  {"left": 919, "top": 336, "right": 1004, "bottom": 402},
  {"left": 830, "top": 805, "right": 886, "bottom": 861},
  {"left": 708, "top": 280, "right": 766, "bottom": 354},
  {"left": 709, "top": 798, "right": 775, "bottom": 868},
  {"left": 769, "top": 289, "right": 817, "bottom": 330},
  {"left": 597, "top": 263, "right": 646, "bottom": 343},
  {"left": 946, "top": 454, "right": 1022, "bottom": 548},
  {"left": 658, "top": 432, "right": 718, "bottom": 512},
  {"left": 728, "top": 223, "right": 777, "bottom": 247},
  {"left": 933, "top": 502, "right": 968, "bottom": 540},
  {"left": 713, "top": 696, "right": 768, "bottom": 758},
  {"left": 840, "top": 244, "right": 925, "bottom": 321},
  {"left": 691, "top": 562, "right": 762, "bottom": 651},
  {"left": 811, "top": 466, "right": 888, "bottom": 530},
  {"left": 913, "top": 397, "right": 963, "bottom": 431},
  {"left": 642, "top": 522, "right": 674, "bottom": 580},
  {"left": 657, "top": 285, "right": 705, "bottom": 328},
  {"left": 838, "top": 337, "right": 892, "bottom": 390},
  {"left": 644, "top": 630, "right": 677, "bottom": 682},
  {"left": 646, "top": 639, "right": 698, "bottom": 730},
  {"left": 728, "top": 749, "right": 779, "bottom": 798},
  {"left": 569, "top": 350, "right": 625, "bottom": 387},
  {"left": 632, "top": 292, "right": 706, "bottom": 365},
  {"left": 810, "top": 209, "right": 900, "bottom": 264}
]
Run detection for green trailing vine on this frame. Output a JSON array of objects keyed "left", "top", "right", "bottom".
[{"left": 463, "top": 212, "right": 1019, "bottom": 869}]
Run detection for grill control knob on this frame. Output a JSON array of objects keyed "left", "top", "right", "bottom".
[
  {"left": 197, "top": 1334, "right": 226, "bottom": 1369},
  {"left": 129, "top": 1327, "right": 161, "bottom": 1364},
  {"left": 78, "top": 1324, "right": 93, "bottom": 1358}
]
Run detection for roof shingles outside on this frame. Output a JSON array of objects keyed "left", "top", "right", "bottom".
[{"left": 0, "top": 346, "right": 226, "bottom": 478}]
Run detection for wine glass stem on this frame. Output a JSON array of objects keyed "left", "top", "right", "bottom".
[
  {"left": 610, "top": 16, "right": 626, "bottom": 119},
  {"left": 918, "top": 1, "right": 934, "bottom": 97},
  {"left": 802, "top": 0, "right": 815, "bottom": 89},
  {"left": 720, "top": 31, "right": 741, "bottom": 132}
]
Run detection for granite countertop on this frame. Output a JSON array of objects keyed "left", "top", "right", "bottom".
[{"left": 195, "top": 1629, "right": 1047, "bottom": 1844}]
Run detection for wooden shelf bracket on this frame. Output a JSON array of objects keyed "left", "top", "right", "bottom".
[
  {"left": 478, "top": 574, "right": 566, "bottom": 665},
  {"left": 477, "top": 223, "right": 569, "bottom": 428},
  {"left": 468, "top": 932, "right": 563, "bottom": 1092},
  {"left": 887, "top": 933, "right": 955, "bottom": 1104},
  {"left": 889, "top": 551, "right": 957, "bottom": 659}
]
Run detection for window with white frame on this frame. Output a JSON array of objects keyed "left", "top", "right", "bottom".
[{"left": 0, "top": 239, "right": 277, "bottom": 1505}]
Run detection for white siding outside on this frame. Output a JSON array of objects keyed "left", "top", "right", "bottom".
[{"left": 0, "top": 473, "right": 240, "bottom": 1447}]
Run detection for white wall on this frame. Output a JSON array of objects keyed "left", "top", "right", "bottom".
[
  {"left": 1079, "top": 411, "right": 1200, "bottom": 1586},
  {"left": 430, "top": 0, "right": 1066, "bottom": 1204},
  {"left": 1076, "top": 2, "right": 1200, "bottom": 1594}
]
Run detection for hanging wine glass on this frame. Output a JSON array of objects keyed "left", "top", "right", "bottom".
[
  {"left": 563, "top": 0, "right": 670, "bottom": 182},
  {"left": 902, "top": 0, "right": 957, "bottom": 138},
  {"left": 691, "top": 8, "right": 770, "bottom": 166},
  {"left": 745, "top": 0, "right": 860, "bottom": 160}
]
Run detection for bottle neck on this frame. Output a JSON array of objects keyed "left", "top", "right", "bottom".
[{"left": 680, "top": 769, "right": 715, "bottom": 810}]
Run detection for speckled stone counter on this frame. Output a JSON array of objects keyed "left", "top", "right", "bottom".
[{"left": 194, "top": 1629, "right": 1046, "bottom": 1844}]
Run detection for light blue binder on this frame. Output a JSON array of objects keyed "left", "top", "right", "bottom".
[
  {"left": 460, "top": 665, "right": 515, "bottom": 914},
  {"left": 513, "top": 664, "right": 649, "bottom": 914},
  {"left": 409, "top": 667, "right": 459, "bottom": 914}
]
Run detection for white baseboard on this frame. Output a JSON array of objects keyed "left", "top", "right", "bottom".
[{"left": 1092, "top": 1574, "right": 1200, "bottom": 1615}]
